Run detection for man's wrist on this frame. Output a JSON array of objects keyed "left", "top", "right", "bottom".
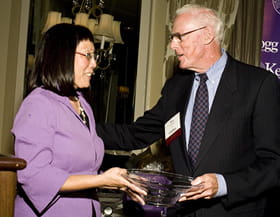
[{"left": 215, "top": 174, "right": 227, "bottom": 197}]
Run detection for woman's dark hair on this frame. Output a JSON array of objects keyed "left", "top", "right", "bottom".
[{"left": 28, "top": 23, "right": 94, "bottom": 96}]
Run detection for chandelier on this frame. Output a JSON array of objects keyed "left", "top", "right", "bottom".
[{"left": 42, "top": 0, "right": 124, "bottom": 70}]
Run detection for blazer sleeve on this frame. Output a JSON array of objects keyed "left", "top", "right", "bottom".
[{"left": 96, "top": 79, "right": 176, "bottom": 151}]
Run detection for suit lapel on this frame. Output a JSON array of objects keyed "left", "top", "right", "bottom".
[{"left": 194, "top": 56, "right": 238, "bottom": 170}]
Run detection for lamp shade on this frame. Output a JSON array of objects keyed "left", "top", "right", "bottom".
[
  {"left": 94, "top": 14, "right": 114, "bottom": 42},
  {"left": 87, "top": 18, "right": 98, "bottom": 34},
  {"left": 61, "top": 17, "right": 72, "bottom": 24},
  {"left": 42, "top": 11, "right": 62, "bottom": 33},
  {"left": 74, "top": 13, "right": 89, "bottom": 27},
  {"left": 112, "top": 21, "right": 124, "bottom": 44}
]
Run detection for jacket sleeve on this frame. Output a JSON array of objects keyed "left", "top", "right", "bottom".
[
  {"left": 95, "top": 78, "right": 176, "bottom": 151},
  {"left": 12, "top": 94, "right": 69, "bottom": 213}
]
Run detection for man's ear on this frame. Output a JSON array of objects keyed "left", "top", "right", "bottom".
[{"left": 203, "top": 27, "right": 215, "bottom": 45}]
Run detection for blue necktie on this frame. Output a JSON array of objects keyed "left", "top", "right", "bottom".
[{"left": 188, "top": 74, "right": 209, "bottom": 166}]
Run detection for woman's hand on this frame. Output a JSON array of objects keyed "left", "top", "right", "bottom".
[{"left": 99, "top": 167, "right": 147, "bottom": 205}]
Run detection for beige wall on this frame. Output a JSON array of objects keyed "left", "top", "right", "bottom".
[
  {"left": 0, "top": 0, "right": 30, "bottom": 154},
  {"left": 145, "top": 0, "right": 167, "bottom": 109},
  {"left": 134, "top": 0, "right": 167, "bottom": 119}
]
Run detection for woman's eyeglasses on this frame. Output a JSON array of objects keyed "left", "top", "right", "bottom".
[{"left": 75, "top": 52, "right": 99, "bottom": 62}]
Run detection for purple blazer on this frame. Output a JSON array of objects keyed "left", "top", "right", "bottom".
[{"left": 12, "top": 87, "right": 104, "bottom": 217}]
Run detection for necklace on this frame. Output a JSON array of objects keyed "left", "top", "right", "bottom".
[
  {"left": 79, "top": 104, "right": 87, "bottom": 125},
  {"left": 72, "top": 96, "right": 89, "bottom": 127}
]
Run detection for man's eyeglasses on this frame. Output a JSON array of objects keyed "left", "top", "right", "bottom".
[
  {"left": 75, "top": 51, "right": 99, "bottom": 61},
  {"left": 169, "top": 26, "right": 207, "bottom": 42}
]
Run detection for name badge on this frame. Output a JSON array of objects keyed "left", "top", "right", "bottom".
[{"left": 164, "top": 113, "right": 182, "bottom": 145}]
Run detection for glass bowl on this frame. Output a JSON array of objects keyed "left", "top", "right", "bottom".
[{"left": 125, "top": 169, "right": 199, "bottom": 207}]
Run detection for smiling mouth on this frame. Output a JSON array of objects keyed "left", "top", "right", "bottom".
[{"left": 84, "top": 72, "right": 94, "bottom": 77}]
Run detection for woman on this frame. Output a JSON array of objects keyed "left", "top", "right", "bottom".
[{"left": 12, "top": 23, "right": 145, "bottom": 217}]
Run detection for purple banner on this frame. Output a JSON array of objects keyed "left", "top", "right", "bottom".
[{"left": 260, "top": 0, "right": 280, "bottom": 78}]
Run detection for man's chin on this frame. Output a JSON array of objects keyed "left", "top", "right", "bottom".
[{"left": 178, "top": 61, "right": 187, "bottom": 69}]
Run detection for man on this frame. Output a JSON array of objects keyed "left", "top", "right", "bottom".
[{"left": 97, "top": 4, "right": 280, "bottom": 217}]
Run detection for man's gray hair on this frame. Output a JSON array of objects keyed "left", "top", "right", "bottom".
[{"left": 176, "top": 4, "right": 224, "bottom": 43}]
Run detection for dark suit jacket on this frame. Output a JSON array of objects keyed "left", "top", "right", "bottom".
[{"left": 97, "top": 55, "right": 280, "bottom": 217}]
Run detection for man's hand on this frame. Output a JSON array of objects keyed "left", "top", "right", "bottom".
[{"left": 179, "top": 173, "right": 218, "bottom": 201}]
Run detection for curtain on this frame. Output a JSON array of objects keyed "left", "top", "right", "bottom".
[
  {"left": 164, "top": 0, "right": 264, "bottom": 79},
  {"left": 227, "top": 0, "right": 264, "bottom": 66}
]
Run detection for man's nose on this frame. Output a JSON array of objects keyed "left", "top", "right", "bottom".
[{"left": 170, "top": 39, "right": 179, "bottom": 50}]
